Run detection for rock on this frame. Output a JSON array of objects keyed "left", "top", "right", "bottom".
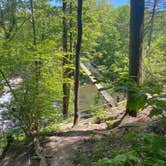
[{"left": 80, "top": 114, "right": 92, "bottom": 119}]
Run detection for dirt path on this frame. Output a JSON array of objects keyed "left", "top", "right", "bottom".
[
  {"left": 43, "top": 106, "right": 155, "bottom": 166},
  {"left": 1, "top": 106, "right": 157, "bottom": 166},
  {"left": 43, "top": 119, "right": 107, "bottom": 166}
]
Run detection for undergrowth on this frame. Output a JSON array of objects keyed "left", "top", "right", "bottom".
[
  {"left": 72, "top": 119, "right": 166, "bottom": 166},
  {"left": 97, "top": 128, "right": 166, "bottom": 166}
]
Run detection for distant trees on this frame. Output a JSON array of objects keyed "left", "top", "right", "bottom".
[
  {"left": 126, "top": 0, "right": 145, "bottom": 116},
  {"left": 94, "top": 4, "right": 129, "bottom": 82},
  {"left": 0, "top": 0, "right": 17, "bottom": 39}
]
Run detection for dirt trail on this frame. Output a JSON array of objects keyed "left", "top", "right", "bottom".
[
  {"left": 1, "top": 106, "right": 156, "bottom": 166},
  {"left": 43, "top": 107, "right": 154, "bottom": 166},
  {"left": 43, "top": 119, "right": 107, "bottom": 166}
]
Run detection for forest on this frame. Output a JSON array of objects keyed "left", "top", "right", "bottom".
[{"left": 0, "top": 0, "right": 166, "bottom": 165}]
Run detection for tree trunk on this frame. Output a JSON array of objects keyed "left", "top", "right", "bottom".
[
  {"left": 73, "top": 0, "right": 83, "bottom": 126},
  {"left": 30, "top": 1, "right": 46, "bottom": 165},
  {"left": 30, "top": 0, "right": 36, "bottom": 46},
  {"left": 69, "top": 2, "right": 73, "bottom": 58},
  {"left": 62, "top": 0, "right": 70, "bottom": 118},
  {"left": 126, "top": 0, "right": 145, "bottom": 117},
  {"left": 147, "top": 0, "right": 158, "bottom": 50},
  {"left": 30, "top": 0, "right": 40, "bottom": 134}
]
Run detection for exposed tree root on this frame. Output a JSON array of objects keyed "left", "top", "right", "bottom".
[
  {"left": 111, "top": 112, "right": 127, "bottom": 128},
  {"left": 33, "top": 137, "right": 47, "bottom": 166}
]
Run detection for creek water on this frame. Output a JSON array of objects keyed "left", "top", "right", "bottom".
[
  {"left": 0, "top": 79, "right": 124, "bottom": 132},
  {"left": 0, "top": 93, "right": 14, "bottom": 132},
  {"left": 79, "top": 84, "right": 105, "bottom": 109},
  {"left": 0, "top": 78, "right": 22, "bottom": 133}
]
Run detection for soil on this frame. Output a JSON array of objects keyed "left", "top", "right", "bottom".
[{"left": 0, "top": 105, "right": 164, "bottom": 166}]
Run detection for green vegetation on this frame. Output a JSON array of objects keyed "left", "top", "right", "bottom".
[
  {"left": 0, "top": 0, "right": 166, "bottom": 165},
  {"left": 97, "top": 131, "right": 166, "bottom": 166}
]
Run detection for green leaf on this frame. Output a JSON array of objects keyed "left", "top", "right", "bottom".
[{"left": 149, "top": 108, "right": 163, "bottom": 117}]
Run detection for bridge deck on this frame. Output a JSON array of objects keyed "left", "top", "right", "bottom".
[{"left": 80, "top": 62, "right": 115, "bottom": 107}]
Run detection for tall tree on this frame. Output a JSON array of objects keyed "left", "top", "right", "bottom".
[
  {"left": 147, "top": 0, "right": 159, "bottom": 50},
  {"left": 69, "top": 1, "right": 73, "bottom": 56},
  {"left": 126, "top": 0, "right": 145, "bottom": 117},
  {"left": 73, "top": 0, "right": 83, "bottom": 126},
  {"left": 29, "top": 0, "right": 46, "bottom": 165},
  {"left": 62, "top": 0, "right": 71, "bottom": 118}
]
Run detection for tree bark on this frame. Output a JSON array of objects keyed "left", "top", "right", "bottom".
[
  {"left": 69, "top": 2, "right": 73, "bottom": 57},
  {"left": 147, "top": 0, "right": 159, "bottom": 50},
  {"left": 30, "top": 1, "right": 46, "bottom": 165},
  {"left": 73, "top": 0, "right": 83, "bottom": 126},
  {"left": 62, "top": 0, "right": 70, "bottom": 118},
  {"left": 30, "top": 0, "right": 37, "bottom": 46},
  {"left": 126, "top": 0, "right": 145, "bottom": 117}
]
